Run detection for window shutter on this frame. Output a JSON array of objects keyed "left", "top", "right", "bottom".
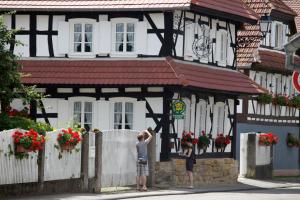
[
  {"left": 133, "top": 101, "right": 146, "bottom": 132},
  {"left": 57, "top": 21, "right": 70, "bottom": 54},
  {"left": 136, "top": 21, "right": 148, "bottom": 55},
  {"left": 184, "top": 22, "right": 195, "bottom": 60},
  {"left": 96, "top": 21, "right": 111, "bottom": 54},
  {"left": 271, "top": 22, "right": 276, "bottom": 47},
  {"left": 278, "top": 24, "right": 283, "bottom": 48},
  {"left": 215, "top": 31, "right": 222, "bottom": 62},
  {"left": 97, "top": 100, "right": 110, "bottom": 131},
  {"left": 57, "top": 99, "right": 69, "bottom": 128}
]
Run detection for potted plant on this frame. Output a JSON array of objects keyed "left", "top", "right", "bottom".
[
  {"left": 12, "top": 129, "right": 45, "bottom": 153},
  {"left": 180, "top": 131, "right": 198, "bottom": 150},
  {"left": 258, "top": 133, "right": 279, "bottom": 146},
  {"left": 57, "top": 128, "right": 81, "bottom": 151},
  {"left": 215, "top": 133, "right": 231, "bottom": 152},
  {"left": 197, "top": 130, "right": 210, "bottom": 154},
  {"left": 289, "top": 95, "right": 300, "bottom": 108},
  {"left": 273, "top": 94, "right": 288, "bottom": 106},
  {"left": 286, "top": 133, "right": 298, "bottom": 147},
  {"left": 257, "top": 93, "right": 272, "bottom": 104}
]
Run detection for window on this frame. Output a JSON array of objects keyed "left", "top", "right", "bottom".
[
  {"left": 73, "top": 23, "right": 93, "bottom": 53},
  {"left": 275, "top": 23, "right": 283, "bottom": 48},
  {"left": 113, "top": 102, "right": 133, "bottom": 129},
  {"left": 73, "top": 101, "right": 93, "bottom": 131},
  {"left": 114, "top": 23, "right": 135, "bottom": 53}
]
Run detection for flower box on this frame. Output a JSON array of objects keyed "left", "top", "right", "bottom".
[
  {"left": 16, "top": 144, "right": 31, "bottom": 153},
  {"left": 57, "top": 128, "right": 81, "bottom": 151},
  {"left": 215, "top": 134, "right": 231, "bottom": 152},
  {"left": 13, "top": 129, "right": 45, "bottom": 154},
  {"left": 258, "top": 133, "right": 278, "bottom": 146},
  {"left": 60, "top": 143, "right": 76, "bottom": 151}
]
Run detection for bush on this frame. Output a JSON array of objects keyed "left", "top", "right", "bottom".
[{"left": 0, "top": 113, "right": 53, "bottom": 135}]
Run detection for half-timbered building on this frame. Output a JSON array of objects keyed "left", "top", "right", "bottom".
[
  {"left": 237, "top": 0, "right": 300, "bottom": 176},
  {"left": 0, "top": 0, "right": 262, "bottom": 161}
]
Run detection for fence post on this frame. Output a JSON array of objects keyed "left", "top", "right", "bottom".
[
  {"left": 81, "top": 132, "right": 89, "bottom": 192},
  {"left": 94, "top": 131, "right": 103, "bottom": 193},
  {"left": 147, "top": 129, "right": 156, "bottom": 187},
  {"left": 38, "top": 143, "right": 46, "bottom": 192}
]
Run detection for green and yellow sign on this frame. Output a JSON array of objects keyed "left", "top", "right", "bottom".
[{"left": 172, "top": 99, "right": 186, "bottom": 119}]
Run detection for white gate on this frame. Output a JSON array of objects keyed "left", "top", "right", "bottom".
[{"left": 100, "top": 130, "right": 139, "bottom": 187}]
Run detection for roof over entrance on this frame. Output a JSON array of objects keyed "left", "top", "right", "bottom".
[
  {"left": 20, "top": 57, "right": 264, "bottom": 95},
  {"left": 252, "top": 48, "right": 300, "bottom": 73},
  {"left": 0, "top": 0, "right": 258, "bottom": 24}
]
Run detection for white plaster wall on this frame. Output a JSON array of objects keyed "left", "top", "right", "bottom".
[
  {"left": 175, "top": 35, "right": 183, "bottom": 57},
  {"left": 52, "top": 15, "right": 66, "bottom": 30},
  {"left": 10, "top": 99, "right": 25, "bottom": 111},
  {"left": 145, "top": 97, "right": 163, "bottom": 161},
  {"left": 147, "top": 34, "right": 162, "bottom": 55},
  {"left": 148, "top": 13, "right": 164, "bottom": 29},
  {"left": 14, "top": 35, "right": 29, "bottom": 57},
  {"left": 3, "top": 14, "right": 11, "bottom": 29},
  {"left": 16, "top": 15, "right": 29, "bottom": 30},
  {"left": 37, "top": 15, "right": 49, "bottom": 31},
  {"left": 36, "top": 35, "right": 49, "bottom": 56}
]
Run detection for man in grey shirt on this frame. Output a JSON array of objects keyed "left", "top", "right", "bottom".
[{"left": 136, "top": 129, "right": 152, "bottom": 191}]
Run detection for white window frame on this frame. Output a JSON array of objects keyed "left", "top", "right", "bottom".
[
  {"left": 111, "top": 18, "right": 138, "bottom": 57},
  {"left": 69, "top": 97, "right": 96, "bottom": 131},
  {"left": 110, "top": 97, "right": 136, "bottom": 130},
  {"left": 69, "top": 18, "right": 96, "bottom": 58}
]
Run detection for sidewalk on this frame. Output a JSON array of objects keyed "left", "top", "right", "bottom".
[{"left": 5, "top": 177, "right": 300, "bottom": 200}]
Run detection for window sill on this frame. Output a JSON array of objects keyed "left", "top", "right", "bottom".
[
  {"left": 68, "top": 53, "right": 96, "bottom": 59},
  {"left": 110, "top": 53, "right": 138, "bottom": 58}
]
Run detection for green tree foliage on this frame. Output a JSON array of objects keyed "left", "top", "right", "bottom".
[{"left": 0, "top": 13, "right": 43, "bottom": 111}]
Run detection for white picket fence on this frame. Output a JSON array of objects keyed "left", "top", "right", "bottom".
[
  {"left": 0, "top": 129, "right": 139, "bottom": 187},
  {"left": 0, "top": 129, "right": 39, "bottom": 185},
  {"left": 44, "top": 129, "right": 82, "bottom": 181}
]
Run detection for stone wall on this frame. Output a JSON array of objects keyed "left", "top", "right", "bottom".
[{"left": 155, "top": 158, "right": 238, "bottom": 187}]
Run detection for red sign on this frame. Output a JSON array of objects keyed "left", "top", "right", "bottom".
[{"left": 292, "top": 71, "right": 300, "bottom": 92}]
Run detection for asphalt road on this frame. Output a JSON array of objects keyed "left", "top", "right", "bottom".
[{"left": 131, "top": 187, "right": 300, "bottom": 200}]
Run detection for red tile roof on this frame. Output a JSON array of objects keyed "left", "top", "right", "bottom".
[
  {"left": 237, "top": 0, "right": 297, "bottom": 68},
  {"left": 252, "top": 48, "right": 300, "bottom": 73},
  {"left": 0, "top": 0, "right": 258, "bottom": 23},
  {"left": 191, "top": 0, "right": 259, "bottom": 23},
  {"left": 283, "top": 0, "right": 300, "bottom": 32},
  {"left": 242, "top": 0, "right": 296, "bottom": 16},
  {"left": 20, "top": 58, "right": 263, "bottom": 94},
  {"left": 270, "top": 0, "right": 297, "bottom": 16}
]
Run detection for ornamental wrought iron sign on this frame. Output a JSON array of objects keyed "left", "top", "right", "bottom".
[
  {"left": 172, "top": 99, "right": 186, "bottom": 119},
  {"left": 192, "top": 24, "right": 213, "bottom": 59}
]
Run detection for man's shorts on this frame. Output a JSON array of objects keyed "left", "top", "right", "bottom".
[{"left": 137, "top": 161, "right": 149, "bottom": 176}]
